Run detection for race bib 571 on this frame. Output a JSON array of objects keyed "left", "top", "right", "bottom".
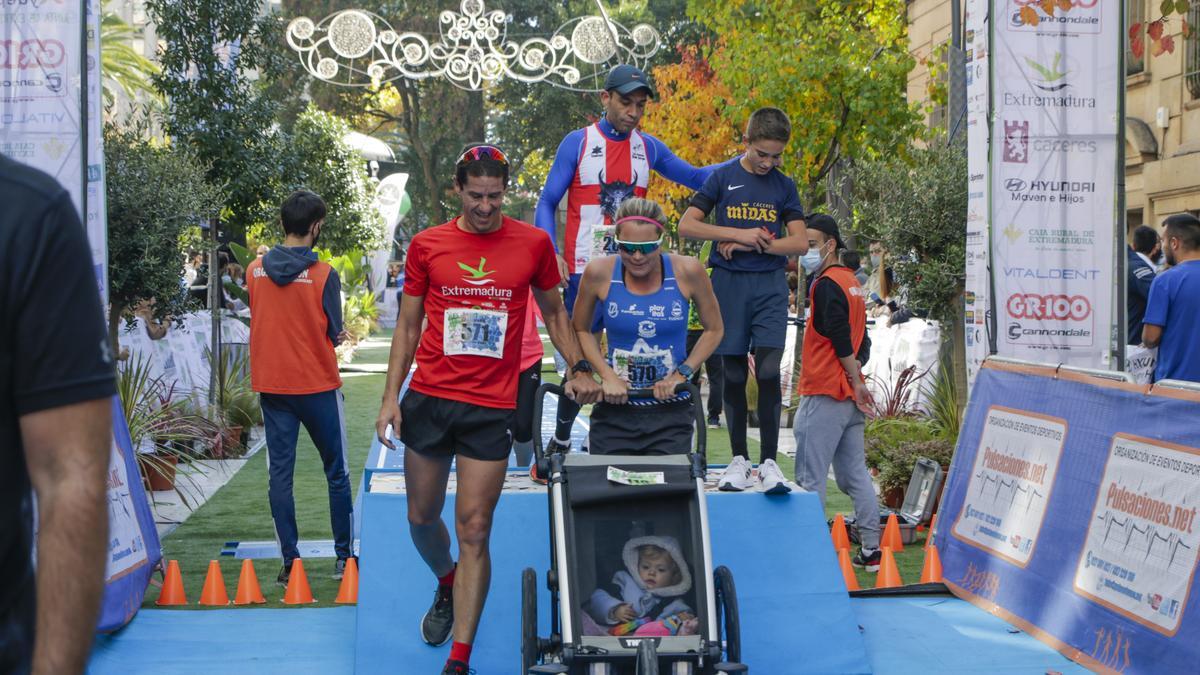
[{"left": 444, "top": 308, "right": 507, "bottom": 359}]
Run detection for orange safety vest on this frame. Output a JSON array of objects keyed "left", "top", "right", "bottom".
[
  {"left": 246, "top": 257, "right": 341, "bottom": 395},
  {"left": 799, "top": 266, "right": 867, "bottom": 401}
]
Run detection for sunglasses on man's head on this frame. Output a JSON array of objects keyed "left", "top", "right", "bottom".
[
  {"left": 614, "top": 237, "right": 663, "bottom": 255},
  {"left": 456, "top": 145, "right": 509, "bottom": 167}
]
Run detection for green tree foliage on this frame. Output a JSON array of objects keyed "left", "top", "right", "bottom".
[
  {"left": 290, "top": 105, "right": 385, "bottom": 254},
  {"left": 148, "top": 0, "right": 290, "bottom": 241},
  {"left": 845, "top": 140, "right": 967, "bottom": 324},
  {"left": 687, "top": 0, "right": 920, "bottom": 204},
  {"left": 104, "top": 123, "right": 222, "bottom": 349}
]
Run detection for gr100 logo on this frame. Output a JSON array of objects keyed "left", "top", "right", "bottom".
[
  {"left": 0, "top": 40, "right": 66, "bottom": 70},
  {"left": 1006, "top": 293, "right": 1091, "bottom": 321}
]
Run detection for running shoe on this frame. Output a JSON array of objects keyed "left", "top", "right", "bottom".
[
  {"left": 333, "top": 556, "right": 357, "bottom": 580},
  {"left": 717, "top": 455, "right": 754, "bottom": 492},
  {"left": 441, "top": 659, "right": 474, "bottom": 674},
  {"left": 276, "top": 560, "right": 294, "bottom": 587},
  {"left": 529, "top": 462, "right": 548, "bottom": 486},
  {"left": 707, "top": 415, "right": 722, "bottom": 429},
  {"left": 852, "top": 548, "right": 882, "bottom": 573},
  {"left": 421, "top": 581, "right": 455, "bottom": 646},
  {"left": 758, "top": 458, "right": 792, "bottom": 495}
]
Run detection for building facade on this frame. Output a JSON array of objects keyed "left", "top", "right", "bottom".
[{"left": 907, "top": 0, "right": 1200, "bottom": 232}]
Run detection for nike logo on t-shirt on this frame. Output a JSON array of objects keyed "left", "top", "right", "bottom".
[{"left": 728, "top": 184, "right": 744, "bottom": 191}]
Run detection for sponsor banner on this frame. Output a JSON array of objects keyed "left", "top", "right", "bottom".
[
  {"left": 97, "top": 396, "right": 162, "bottom": 632},
  {"left": 1074, "top": 434, "right": 1200, "bottom": 636},
  {"left": 964, "top": 0, "right": 990, "bottom": 389},
  {"left": 119, "top": 311, "right": 250, "bottom": 398},
  {"left": 989, "top": 0, "right": 1118, "bottom": 368},
  {"left": 951, "top": 406, "right": 1065, "bottom": 566},
  {"left": 0, "top": 0, "right": 107, "bottom": 296},
  {"left": 937, "top": 359, "right": 1200, "bottom": 673}
]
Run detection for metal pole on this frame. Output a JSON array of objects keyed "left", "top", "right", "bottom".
[
  {"left": 79, "top": 0, "right": 89, "bottom": 241},
  {"left": 593, "top": 0, "right": 622, "bottom": 59},
  {"left": 1115, "top": 4, "right": 1128, "bottom": 371},
  {"left": 208, "top": 216, "right": 221, "bottom": 407}
]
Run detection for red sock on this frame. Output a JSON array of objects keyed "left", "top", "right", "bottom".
[
  {"left": 438, "top": 564, "right": 456, "bottom": 588},
  {"left": 449, "top": 641, "right": 472, "bottom": 664}
]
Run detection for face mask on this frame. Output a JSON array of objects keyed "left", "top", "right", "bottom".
[
  {"left": 801, "top": 247, "right": 824, "bottom": 273},
  {"left": 870, "top": 255, "right": 882, "bottom": 268}
]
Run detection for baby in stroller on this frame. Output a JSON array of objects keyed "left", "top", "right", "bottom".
[{"left": 582, "top": 535, "right": 700, "bottom": 637}]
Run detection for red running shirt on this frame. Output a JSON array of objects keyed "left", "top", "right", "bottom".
[{"left": 404, "top": 217, "right": 560, "bottom": 408}]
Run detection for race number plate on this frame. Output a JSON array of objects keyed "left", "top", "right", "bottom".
[
  {"left": 444, "top": 308, "right": 507, "bottom": 358},
  {"left": 612, "top": 348, "right": 673, "bottom": 389},
  {"left": 590, "top": 224, "right": 618, "bottom": 260}
]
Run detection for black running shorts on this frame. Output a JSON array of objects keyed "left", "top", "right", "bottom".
[
  {"left": 588, "top": 399, "right": 695, "bottom": 455},
  {"left": 400, "top": 390, "right": 514, "bottom": 462}
]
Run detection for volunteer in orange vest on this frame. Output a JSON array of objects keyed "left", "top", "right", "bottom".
[
  {"left": 246, "top": 190, "right": 356, "bottom": 588},
  {"left": 791, "top": 214, "right": 882, "bottom": 572}
]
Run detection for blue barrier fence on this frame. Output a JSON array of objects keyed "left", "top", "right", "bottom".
[{"left": 936, "top": 360, "right": 1200, "bottom": 674}]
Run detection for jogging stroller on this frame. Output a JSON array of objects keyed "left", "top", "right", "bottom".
[{"left": 521, "top": 382, "right": 746, "bottom": 675}]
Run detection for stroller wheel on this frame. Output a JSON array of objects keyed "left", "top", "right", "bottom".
[
  {"left": 714, "top": 566, "right": 741, "bottom": 665},
  {"left": 522, "top": 568, "right": 538, "bottom": 673},
  {"left": 635, "top": 639, "right": 659, "bottom": 675}
]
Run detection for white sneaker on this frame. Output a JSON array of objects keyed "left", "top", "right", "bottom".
[
  {"left": 717, "top": 456, "right": 754, "bottom": 491},
  {"left": 758, "top": 458, "right": 792, "bottom": 495}
]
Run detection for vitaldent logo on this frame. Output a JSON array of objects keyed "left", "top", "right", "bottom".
[{"left": 457, "top": 257, "right": 496, "bottom": 286}]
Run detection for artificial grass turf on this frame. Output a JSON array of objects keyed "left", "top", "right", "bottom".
[
  {"left": 146, "top": 332, "right": 924, "bottom": 609},
  {"left": 144, "top": 370, "right": 383, "bottom": 609}
]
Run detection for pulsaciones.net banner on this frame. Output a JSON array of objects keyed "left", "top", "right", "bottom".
[{"left": 936, "top": 360, "right": 1200, "bottom": 674}]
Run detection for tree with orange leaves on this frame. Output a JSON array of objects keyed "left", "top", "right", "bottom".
[{"left": 641, "top": 45, "right": 740, "bottom": 231}]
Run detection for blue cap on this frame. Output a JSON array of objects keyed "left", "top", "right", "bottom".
[{"left": 604, "top": 64, "right": 655, "bottom": 97}]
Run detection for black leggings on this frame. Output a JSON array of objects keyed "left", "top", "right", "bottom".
[
  {"left": 511, "top": 363, "right": 541, "bottom": 444},
  {"left": 722, "top": 347, "right": 783, "bottom": 463}
]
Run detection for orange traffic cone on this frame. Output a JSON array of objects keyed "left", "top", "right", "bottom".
[
  {"left": 155, "top": 559, "right": 188, "bottom": 606},
  {"left": 283, "top": 559, "right": 316, "bottom": 604},
  {"left": 830, "top": 514, "right": 851, "bottom": 552},
  {"left": 233, "top": 559, "right": 266, "bottom": 605},
  {"left": 882, "top": 513, "right": 905, "bottom": 552},
  {"left": 875, "top": 547, "right": 904, "bottom": 589},
  {"left": 837, "top": 548, "right": 860, "bottom": 591},
  {"left": 925, "top": 514, "right": 938, "bottom": 551},
  {"left": 920, "top": 545, "right": 944, "bottom": 584},
  {"left": 335, "top": 557, "right": 359, "bottom": 604},
  {"left": 199, "top": 560, "right": 230, "bottom": 606}
]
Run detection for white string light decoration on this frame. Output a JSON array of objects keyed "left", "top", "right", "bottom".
[{"left": 285, "top": 0, "right": 661, "bottom": 91}]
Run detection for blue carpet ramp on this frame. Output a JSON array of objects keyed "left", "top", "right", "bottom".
[
  {"left": 88, "top": 607, "right": 355, "bottom": 674},
  {"left": 851, "top": 596, "right": 1090, "bottom": 674},
  {"left": 354, "top": 490, "right": 870, "bottom": 674}
]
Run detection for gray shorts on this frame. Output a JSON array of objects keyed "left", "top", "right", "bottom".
[
  {"left": 588, "top": 399, "right": 695, "bottom": 455},
  {"left": 710, "top": 267, "right": 788, "bottom": 355}
]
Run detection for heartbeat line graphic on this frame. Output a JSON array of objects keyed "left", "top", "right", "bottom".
[
  {"left": 1095, "top": 510, "right": 1194, "bottom": 569},
  {"left": 973, "top": 471, "right": 1046, "bottom": 512}
]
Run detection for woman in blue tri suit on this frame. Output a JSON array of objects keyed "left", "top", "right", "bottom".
[{"left": 570, "top": 197, "right": 724, "bottom": 455}]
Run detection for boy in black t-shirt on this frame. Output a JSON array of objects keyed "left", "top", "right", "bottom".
[{"left": 678, "top": 108, "right": 809, "bottom": 494}]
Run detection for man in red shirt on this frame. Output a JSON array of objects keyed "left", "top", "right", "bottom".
[
  {"left": 791, "top": 215, "right": 881, "bottom": 572},
  {"left": 375, "top": 145, "right": 601, "bottom": 675}
]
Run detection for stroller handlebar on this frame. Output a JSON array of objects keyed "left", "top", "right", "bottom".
[{"left": 531, "top": 381, "right": 706, "bottom": 467}]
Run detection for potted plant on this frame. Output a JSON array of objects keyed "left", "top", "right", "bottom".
[
  {"left": 118, "top": 356, "right": 218, "bottom": 503},
  {"left": 204, "top": 347, "right": 261, "bottom": 458},
  {"left": 865, "top": 417, "right": 940, "bottom": 508}
]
